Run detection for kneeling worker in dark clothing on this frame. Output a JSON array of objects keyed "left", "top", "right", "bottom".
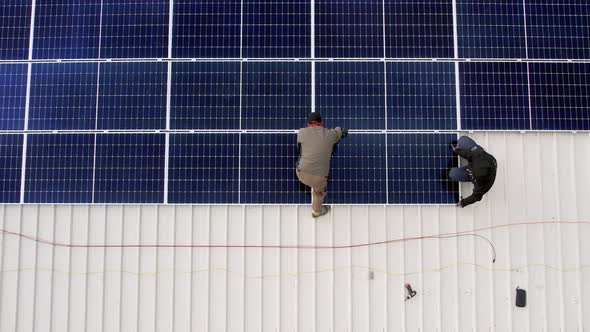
[
  {"left": 449, "top": 136, "right": 497, "bottom": 208},
  {"left": 297, "top": 112, "right": 348, "bottom": 217}
]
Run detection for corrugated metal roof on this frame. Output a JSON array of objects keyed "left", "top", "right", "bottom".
[{"left": 0, "top": 132, "right": 589, "bottom": 331}]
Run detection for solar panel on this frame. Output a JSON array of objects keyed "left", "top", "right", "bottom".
[
  {"left": 457, "top": 0, "right": 526, "bottom": 59},
  {"left": 315, "top": 0, "right": 384, "bottom": 58},
  {"left": 173, "top": 1, "right": 241, "bottom": 58},
  {"left": 100, "top": 0, "right": 169, "bottom": 59},
  {"left": 0, "top": 134, "right": 23, "bottom": 203},
  {"left": 25, "top": 134, "right": 94, "bottom": 203},
  {"left": 94, "top": 133, "right": 165, "bottom": 203},
  {"left": 242, "top": 0, "right": 311, "bottom": 58},
  {"left": 460, "top": 62, "right": 530, "bottom": 130},
  {"left": 171, "top": 62, "right": 241, "bottom": 130},
  {"left": 0, "top": 1, "right": 31, "bottom": 60},
  {"left": 384, "top": 0, "right": 453, "bottom": 58},
  {"left": 329, "top": 133, "right": 387, "bottom": 204},
  {"left": 316, "top": 61, "right": 385, "bottom": 130},
  {"left": 0, "top": 64, "right": 27, "bottom": 130},
  {"left": 529, "top": 63, "right": 590, "bottom": 130},
  {"left": 29, "top": 63, "right": 99, "bottom": 130},
  {"left": 526, "top": 1, "right": 590, "bottom": 59},
  {"left": 241, "top": 62, "right": 311, "bottom": 130},
  {"left": 1, "top": 2, "right": 590, "bottom": 205},
  {"left": 98, "top": 62, "right": 167, "bottom": 130},
  {"left": 240, "top": 133, "right": 308, "bottom": 204},
  {"left": 168, "top": 133, "right": 240, "bottom": 204},
  {"left": 387, "top": 62, "right": 456, "bottom": 130},
  {"left": 387, "top": 133, "right": 458, "bottom": 204},
  {"left": 33, "top": 0, "right": 101, "bottom": 60}
]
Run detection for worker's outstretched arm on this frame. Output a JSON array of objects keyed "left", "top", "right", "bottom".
[
  {"left": 329, "top": 127, "right": 348, "bottom": 144},
  {"left": 459, "top": 183, "right": 486, "bottom": 207}
]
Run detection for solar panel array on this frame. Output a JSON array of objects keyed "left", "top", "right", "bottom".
[{"left": 1, "top": 1, "right": 589, "bottom": 204}]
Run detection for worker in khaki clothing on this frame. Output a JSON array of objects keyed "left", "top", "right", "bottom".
[{"left": 296, "top": 112, "right": 348, "bottom": 217}]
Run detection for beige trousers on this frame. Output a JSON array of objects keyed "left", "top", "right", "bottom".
[{"left": 296, "top": 169, "right": 328, "bottom": 213}]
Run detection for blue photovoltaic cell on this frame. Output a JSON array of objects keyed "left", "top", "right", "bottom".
[
  {"left": 387, "top": 134, "right": 458, "bottom": 204},
  {"left": 460, "top": 62, "right": 529, "bottom": 130},
  {"left": 457, "top": 0, "right": 526, "bottom": 58},
  {"left": 171, "top": 62, "right": 240, "bottom": 130},
  {"left": 526, "top": 1, "right": 590, "bottom": 59},
  {"left": 0, "top": 1, "right": 31, "bottom": 60},
  {"left": 0, "top": 64, "right": 27, "bottom": 130},
  {"left": 25, "top": 134, "right": 94, "bottom": 203},
  {"left": 94, "top": 134, "right": 165, "bottom": 203},
  {"left": 240, "top": 133, "right": 308, "bottom": 204},
  {"left": 529, "top": 63, "right": 590, "bottom": 130},
  {"left": 98, "top": 62, "right": 167, "bottom": 130},
  {"left": 242, "top": 62, "right": 311, "bottom": 130},
  {"left": 100, "top": 0, "right": 168, "bottom": 59},
  {"left": 33, "top": 0, "right": 101, "bottom": 59},
  {"left": 387, "top": 62, "right": 456, "bottom": 130},
  {"left": 3, "top": 2, "right": 590, "bottom": 207},
  {"left": 173, "top": 1, "right": 241, "bottom": 58},
  {"left": 0, "top": 135, "right": 23, "bottom": 203},
  {"left": 168, "top": 134, "right": 240, "bottom": 203},
  {"left": 385, "top": 0, "right": 453, "bottom": 58},
  {"left": 316, "top": 62, "right": 385, "bottom": 130},
  {"left": 243, "top": 0, "right": 311, "bottom": 58},
  {"left": 315, "top": 0, "right": 384, "bottom": 58},
  {"left": 329, "top": 134, "right": 387, "bottom": 204},
  {"left": 29, "top": 63, "right": 98, "bottom": 130}
]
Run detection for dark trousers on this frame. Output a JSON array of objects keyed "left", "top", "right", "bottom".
[{"left": 449, "top": 136, "right": 481, "bottom": 182}]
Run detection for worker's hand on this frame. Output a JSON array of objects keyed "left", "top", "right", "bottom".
[
  {"left": 341, "top": 128, "right": 349, "bottom": 137},
  {"left": 456, "top": 196, "right": 464, "bottom": 208}
]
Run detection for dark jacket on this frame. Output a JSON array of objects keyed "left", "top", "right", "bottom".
[{"left": 455, "top": 146, "right": 497, "bottom": 207}]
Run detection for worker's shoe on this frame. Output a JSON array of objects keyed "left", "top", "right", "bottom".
[{"left": 312, "top": 206, "right": 330, "bottom": 218}]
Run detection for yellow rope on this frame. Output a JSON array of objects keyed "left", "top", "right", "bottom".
[{"left": 2, "top": 262, "right": 588, "bottom": 279}]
